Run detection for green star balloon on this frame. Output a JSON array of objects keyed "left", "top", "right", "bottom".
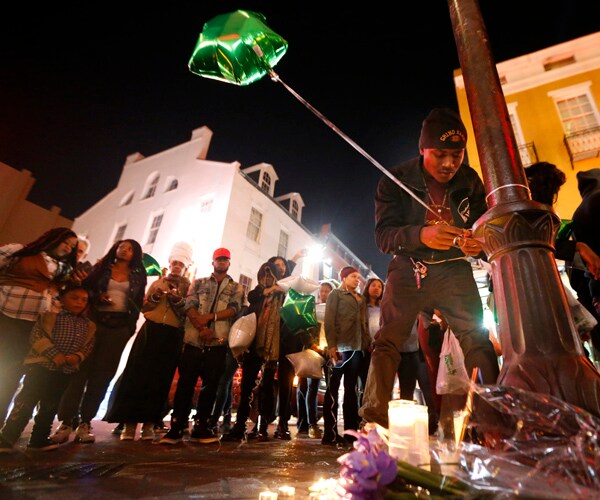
[
  {"left": 280, "top": 288, "right": 318, "bottom": 334},
  {"left": 142, "top": 253, "right": 163, "bottom": 277},
  {"left": 188, "top": 10, "right": 288, "bottom": 86}
]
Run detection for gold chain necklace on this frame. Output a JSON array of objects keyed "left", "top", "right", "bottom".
[{"left": 422, "top": 172, "right": 449, "bottom": 222}]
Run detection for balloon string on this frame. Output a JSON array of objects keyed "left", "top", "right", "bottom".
[{"left": 267, "top": 69, "right": 440, "bottom": 219}]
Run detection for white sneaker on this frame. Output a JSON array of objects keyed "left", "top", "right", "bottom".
[
  {"left": 50, "top": 424, "right": 72, "bottom": 444},
  {"left": 140, "top": 422, "right": 155, "bottom": 441},
  {"left": 120, "top": 423, "right": 137, "bottom": 441},
  {"left": 75, "top": 422, "right": 95, "bottom": 443}
]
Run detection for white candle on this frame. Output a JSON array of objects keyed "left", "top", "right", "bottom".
[
  {"left": 258, "top": 491, "right": 278, "bottom": 500},
  {"left": 278, "top": 486, "right": 295, "bottom": 497}
]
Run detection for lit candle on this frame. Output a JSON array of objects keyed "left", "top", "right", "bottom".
[
  {"left": 278, "top": 486, "right": 295, "bottom": 497},
  {"left": 258, "top": 491, "right": 278, "bottom": 500}
]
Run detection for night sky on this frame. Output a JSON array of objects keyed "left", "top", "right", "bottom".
[{"left": 1, "top": 1, "right": 597, "bottom": 277}]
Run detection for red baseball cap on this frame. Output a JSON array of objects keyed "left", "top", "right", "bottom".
[{"left": 213, "top": 247, "right": 231, "bottom": 260}]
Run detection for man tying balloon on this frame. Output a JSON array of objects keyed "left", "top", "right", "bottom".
[{"left": 359, "top": 108, "right": 500, "bottom": 429}]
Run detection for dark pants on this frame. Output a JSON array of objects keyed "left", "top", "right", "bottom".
[
  {"left": 103, "top": 320, "right": 183, "bottom": 423},
  {"left": 397, "top": 350, "right": 439, "bottom": 434},
  {"left": 170, "top": 343, "right": 226, "bottom": 431},
  {"left": 360, "top": 256, "right": 500, "bottom": 427},
  {"left": 277, "top": 334, "right": 304, "bottom": 429},
  {"left": 235, "top": 350, "right": 276, "bottom": 428},
  {"left": 58, "top": 322, "right": 131, "bottom": 425},
  {"left": 0, "top": 365, "right": 70, "bottom": 445},
  {"left": 322, "top": 350, "right": 364, "bottom": 441},
  {"left": 210, "top": 348, "right": 238, "bottom": 427},
  {"left": 296, "top": 376, "right": 320, "bottom": 430},
  {"left": 0, "top": 314, "right": 34, "bottom": 425}
]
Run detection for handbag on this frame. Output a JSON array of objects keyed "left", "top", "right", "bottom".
[
  {"left": 228, "top": 313, "right": 257, "bottom": 357},
  {"left": 435, "top": 328, "right": 470, "bottom": 394},
  {"left": 286, "top": 349, "right": 325, "bottom": 379}
]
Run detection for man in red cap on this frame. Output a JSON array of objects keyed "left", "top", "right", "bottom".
[
  {"left": 359, "top": 108, "right": 500, "bottom": 429},
  {"left": 159, "top": 247, "right": 244, "bottom": 444}
]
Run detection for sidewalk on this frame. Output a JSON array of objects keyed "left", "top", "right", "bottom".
[{"left": 0, "top": 419, "right": 345, "bottom": 499}]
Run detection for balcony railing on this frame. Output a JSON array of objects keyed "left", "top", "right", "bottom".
[
  {"left": 518, "top": 142, "right": 538, "bottom": 167},
  {"left": 564, "top": 126, "right": 600, "bottom": 168}
]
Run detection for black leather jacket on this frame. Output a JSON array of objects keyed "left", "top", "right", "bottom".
[{"left": 375, "top": 156, "right": 487, "bottom": 262}]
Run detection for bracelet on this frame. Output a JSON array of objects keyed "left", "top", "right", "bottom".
[{"left": 214, "top": 313, "right": 218, "bottom": 322}]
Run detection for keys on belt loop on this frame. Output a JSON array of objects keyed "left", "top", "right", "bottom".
[{"left": 410, "top": 258, "right": 428, "bottom": 289}]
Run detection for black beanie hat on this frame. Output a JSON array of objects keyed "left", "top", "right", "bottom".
[{"left": 418, "top": 108, "right": 467, "bottom": 150}]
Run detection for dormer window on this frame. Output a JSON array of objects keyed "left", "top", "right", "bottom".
[
  {"left": 260, "top": 172, "right": 271, "bottom": 193},
  {"left": 165, "top": 178, "right": 178, "bottom": 192},
  {"left": 291, "top": 200, "right": 299, "bottom": 219},
  {"left": 142, "top": 174, "right": 159, "bottom": 199},
  {"left": 120, "top": 191, "right": 134, "bottom": 206}
]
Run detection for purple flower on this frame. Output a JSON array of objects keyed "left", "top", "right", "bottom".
[{"left": 336, "top": 428, "right": 398, "bottom": 499}]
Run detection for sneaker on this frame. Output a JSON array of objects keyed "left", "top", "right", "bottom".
[
  {"left": 0, "top": 436, "right": 14, "bottom": 453},
  {"left": 154, "top": 422, "right": 169, "bottom": 434},
  {"left": 120, "top": 423, "right": 137, "bottom": 441},
  {"left": 273, "top": 425, "right": 291, "bottom": 441},
  {"left": 189, "top": 426, "right": 219, "bottom": 444},
  {"left": 158, "top": 428, "right": 183, "bottom": 444},
  {"left": 141, "top": 422, "right": 155, "bottom": 441},
  {"left": 308, "top": 425, "right": 323, "bottom": 439},
  {"left": 75, "top": 422, "right": 95, "bottom": 443},
  {"left": 111, "top": 423, "right": 124, "bottom": 435},
  {"left": 50, "top": 424, "right": 72, "bottom": 444},
  {"left": 221, "top": 427, "right": 246, "bottom": 442},
  {"left": 27, "top": 438, "right": 60, "bottom": 451}
]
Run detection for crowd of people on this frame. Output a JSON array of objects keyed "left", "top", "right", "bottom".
[{"left": 1, "top": 107, "right": 598, "bottom": 454}]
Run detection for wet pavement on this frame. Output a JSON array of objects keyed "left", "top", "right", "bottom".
[{"left": 0, "top": 419, "right": 346, "bottom": 499}]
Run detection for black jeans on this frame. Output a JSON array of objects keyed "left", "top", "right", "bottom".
[
  {"left": 58, "top": 322, "right": 131, "bottom": 425},
  {"left": 322, "top": 350, "right": 364, "bottom": 441},
  {"left": 0, "top": 314, "right": 34, "bottom": 425},
  {"left": 0, "top": 365, "right": 70, "bottom": 445},
  {"left": 235, "top": 350, "right": 277, "bottom": 427},
  {"left": 171, "top": 343, "right": 226, "bottom": 431}
]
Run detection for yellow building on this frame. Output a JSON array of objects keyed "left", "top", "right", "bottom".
[
  {"left": 454, "top": 32, "right": 600, "bottom": 220},
  {"left": 0, "top": 162, "right": 73, "bottom": 245}
]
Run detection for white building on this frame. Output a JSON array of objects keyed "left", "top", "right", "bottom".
[{"left": 73, "top": 126, "right": 377, "bottom": 295}]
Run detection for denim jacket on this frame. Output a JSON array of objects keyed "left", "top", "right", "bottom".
[{"left": 183, "top": 273, "right": 244, "bottom": 347}]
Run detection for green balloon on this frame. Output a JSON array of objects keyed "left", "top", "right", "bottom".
[
  {"left": 142, "top": 253, "right": 163, "bottom": 277},
  {"left": 189, "top": 10, "right": 288, "bottom": 86},
  {"left": 280, "top": 288, "right": 317, "bottom": 334}
]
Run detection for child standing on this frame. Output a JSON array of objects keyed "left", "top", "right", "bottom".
[{"left": 0, "top": 284, "right": 95, "bottom": 452}]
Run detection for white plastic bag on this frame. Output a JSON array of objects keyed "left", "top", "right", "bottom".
[
  {"left": 436, "top": 329, "right": 470, "bottom": 394},
  {"left": 564, "top": 285, "right": 598, "bottom": 336},
  {"left": 228, "top": 313, "right": 257, "bottom": 357},
  {"left": 286, "top": 349, "right": 325, "bottom": 379}
]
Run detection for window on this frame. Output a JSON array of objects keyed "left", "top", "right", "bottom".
[
  {"left": 238, "top": 274, "right": 252, "bottom": 300},
  {"left": 550, "top": 82, "right": 600, "bottom": 162},
  {"left": 114, "top": 223, "right": 127, "bottom": 243},
  {"left": 291, "top": 200, "right": 299, "bottom": 219},
  {"left": 260, "top": 172, "right": 271, "bottom": 193},
  {"left": 278, "top": 230, "right": 289, "bottom": 259},
  {"left": 506, "top": 103, "right": 533, "bottom": 166},
  {"left": 120, "top": 191, "right": 134, "bottom": 206},
  {"left": 246, "top": 207, "right": 263, "bottom": 242},
  {"left": 165, "top": 178, "right": 178, "bottom": 192},
  {"left": 146, "top": 213, "right": 164, "bottom": 245},
  {"left": 142, "top": 175, "right": 160, "bottom": 199}
]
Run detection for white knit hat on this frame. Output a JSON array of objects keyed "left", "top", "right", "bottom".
[{"left": 168, "top": 241, "right": 193, "bottom": 268}]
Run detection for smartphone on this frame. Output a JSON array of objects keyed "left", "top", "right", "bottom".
[{"left": 77, "top": 261, "right": 93, "bottom": 273}]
